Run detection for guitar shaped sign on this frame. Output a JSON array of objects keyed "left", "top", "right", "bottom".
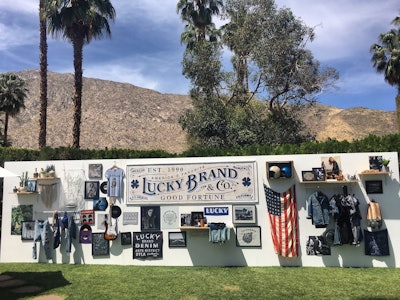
[{"left": 104, "top": 198, "right": 118, "bottom": 241}]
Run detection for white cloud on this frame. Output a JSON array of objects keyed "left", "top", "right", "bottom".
[
  {"left": 0, "top": 1, "right": 37, "bottom": 15},
  {"left": 0, "top": 22, "right": 37, "bottom": 51},
  {"left": 113, "top": 0, "right": 179, "bottom": 25},
  {"left": 275, "top": 0, "right": 399, "bottom": 61}
]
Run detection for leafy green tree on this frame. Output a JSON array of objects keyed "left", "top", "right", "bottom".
[
  {"left": 39, "top": 0, "right": 48, "bottom": 148},
  {"left": 370, "top": 16, "right": 400, "bottom": 132},
  {"left": 178, "top": 0, "right": 329, "bottom": 148},
  {"left": 0, "top": 73, "right": 28, "bottom": 146},
  {"left": 47, "top": 0, "right": 116, "bottom": 148},
  {"left": 222, "top": 0, "right": 338, "bottom": 114}
]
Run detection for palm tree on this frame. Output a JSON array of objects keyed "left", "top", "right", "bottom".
[
  {"left": 177, "top": 0, "right": 223, "bottom": 44},
  {"left": 39, "top": 0, "right": 48, "bottom": 148},
  {"left": 47, "top": 0, "right": 116, "bottom": 148},
  {"left": 0, "top": 73, "right": 28, "bottom": 146},
  {"left": 370, "top": 15, "right": 400, "bottom": 132}
]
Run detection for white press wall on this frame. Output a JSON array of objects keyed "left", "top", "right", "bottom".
[{"left": 1, "top": 152, "right": 399, "bottom": 267}]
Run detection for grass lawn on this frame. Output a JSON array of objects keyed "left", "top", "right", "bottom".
[{"left": 0, "top": 263, "right": 400, "bottom": 299}]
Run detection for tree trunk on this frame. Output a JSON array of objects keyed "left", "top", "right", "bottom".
[
  {"left": 38, "top": 0, "right": 48, "bottom": 148},
  {"left": 72, "top": 38, "right": 84, "bottom": 148},
  {"left": 397, "top": 89, "right": 400, "bottom": 133}
]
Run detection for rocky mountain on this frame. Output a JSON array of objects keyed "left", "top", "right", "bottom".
[{"left": 5, "top": 70, "right": 397, "bottom": 154}]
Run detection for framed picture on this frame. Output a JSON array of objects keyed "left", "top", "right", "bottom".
[
  {"left": 369, "top": 156, "right": 383, "bottom": 171},
  {"left": 120, "top": 232, "right": 132, "bottom": 246},
  {"left": 27, "top": 180, "right": 37, "bottom": 192},
  {"left": 88, "top": 164, "right": 103, "bottom": 179},
  {"left": 365, "top": 180, "right": 383, "bottom": 194},
  {"left": 236, "top": 226, "right": 261, "bottom": 247},
  {"left": 180, "top": 213, "right": 191, "bottom": 226},
  {"left": 190, "top": 211, "right": 204, "bottom": 226},
  {"left": 168, "top": 232, "right": 187, "bottom": 247},
  {"left": 85, "top": 181, "right": 99, "bottom": 199},
  {"left": 123, "top": 212, "right": 139, "bottom": 225},
  {"left": 302, "top": 171, "right": 315, "bottom": 182},
  {"left": 21, "top": 221, "right": 35, "bottom": 240},
  {"left": 80, "top": 210, "right": 95, "bottom": 225},
  {"left": 92, "top": 233, "right": 109, "bottom": 256},
  {"left": 233, "top": 205, "right": 256, "bottom": 224},
  {"left": 312, "top": 167, "right": 325, "bottom": 181},
  {"left": 141, "top": 206, "right": 160, "bottom": 231},
  {"left": 321, "top": 156, "right": 342, "bottom": 180}
]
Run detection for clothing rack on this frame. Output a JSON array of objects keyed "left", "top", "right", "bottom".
[{"left": 34, "top": 210, "right": 81, "bottom": 221}]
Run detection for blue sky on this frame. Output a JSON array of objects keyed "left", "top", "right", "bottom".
[{"left": 0, "top": 0, "right": 398, "bottom": 111}]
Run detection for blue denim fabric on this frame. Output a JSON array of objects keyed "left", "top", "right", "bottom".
[
  {"left": 53, "top": 214, "right": 60, "bottom": 249},
  {"left": 307, "top": 191, "right": 330, "bottom": 227},
  {"left": 65, "top": 215, "right": 77, "bottom": 253},
  {"left": 209, "top": 223, "right": 230, "bottom": 243},
  {"left": 32, "top": 220, "right": 52, "bottom": 260},
  {"left": 333, "top": 223, "right": 341, "bottom": 245}
]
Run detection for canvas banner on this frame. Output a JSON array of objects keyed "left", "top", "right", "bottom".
[{"left": 127, "top": 162, "right": 257, "bottom": 204}]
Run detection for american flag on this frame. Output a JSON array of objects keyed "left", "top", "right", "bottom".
[{"left": 264, "top": 184, "right": 299, "bottom": 257}]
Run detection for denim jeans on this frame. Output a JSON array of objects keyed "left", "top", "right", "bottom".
[
  {"left": 65, "top": 215, "right": 77, "bottom": 253},
  {"left": 32, "top": 220, "right": 52, "bottom": 260}
]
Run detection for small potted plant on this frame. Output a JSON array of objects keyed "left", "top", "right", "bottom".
[
  {"left": 382, "top": 158, "right": 390, "bottom": 172},
  {"left": 46, "top": 164, "right": 56, "bottom": 177},
  {"left": 19, "top": 171, "right": 29, "bottom": 192}
]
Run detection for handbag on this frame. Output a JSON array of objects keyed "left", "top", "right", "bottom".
[{"left": 367, "top": 200, "right": 382, "bottom": 229}]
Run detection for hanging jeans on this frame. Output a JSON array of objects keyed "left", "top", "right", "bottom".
[
  {"left": 32, "top": 220, "right": 52, "bottom": 260},
  {"left": 65, "top": 215, "right": 77, "bottom": 253}
]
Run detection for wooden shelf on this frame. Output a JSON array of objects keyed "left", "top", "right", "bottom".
[
  {"left": 300, "top": 180, "right": 358, "bottom": 184},
  {"left": 180, "top": 226, "right": 209, "bottom": 230},
  {"left": 359, "top": 172, "right": 392, "bottom": 176},
  {"left": 10, "top": 192, "right": 37, "bottom": 195}
]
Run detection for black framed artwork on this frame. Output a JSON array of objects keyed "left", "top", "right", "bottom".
[
  {"left": 190, "top": 211, "right": 204, "bottom": 226},
  {"left": 27, "top": 180, "right": 37, "bottom": 192},
  {"left": 168, "top": 232, "right": 187, "bottom": 247},
  {"left": 92, "top": 233, "right": 110, "bottom": 256},
  {"left": 365, "top": 180, "right": 383, "bottom": 194},
  {"left": 302, "top": 171, "right": 315, "bottom": 182},
  {"left": 141, "top": 206, "right": 160, "bottom": 231},
  {"left": 85, "top": 181, "right": 100, "bottom": 199},
  {"left": 312, "top": 168, "right": 325, "bottom": 181},
  {"left": 120, "top": 232, "right": 132, "bottom": 246},
  {"left": 180, "top": 213, "right": 191, "bottom": 226}
]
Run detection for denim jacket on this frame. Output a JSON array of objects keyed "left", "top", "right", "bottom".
[{"left": 307, "top": 191, "right": 330, "bottom": 227}]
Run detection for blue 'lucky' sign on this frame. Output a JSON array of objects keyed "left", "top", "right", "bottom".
[{"left": 204, "top": 207, "right": 229, "bottom": 216}]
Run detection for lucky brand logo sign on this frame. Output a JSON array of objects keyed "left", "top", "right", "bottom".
[
  {"left": 204, "top": 207, "right": 229, "bottom": 216},
  {"left": 126, "top": 162, "right": 257, "bottom": 204}
]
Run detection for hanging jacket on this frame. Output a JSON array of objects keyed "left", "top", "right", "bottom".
[
  {"left": 307, "top": 191, "right": 330, "bottom": 227},
  {"left": 209, "top": 223, "right": 230, "bottom": 244}
]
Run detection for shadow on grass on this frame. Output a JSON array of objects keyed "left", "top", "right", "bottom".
[{"left": 0, "top": 270, "right": 70, "bottom": 300}]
